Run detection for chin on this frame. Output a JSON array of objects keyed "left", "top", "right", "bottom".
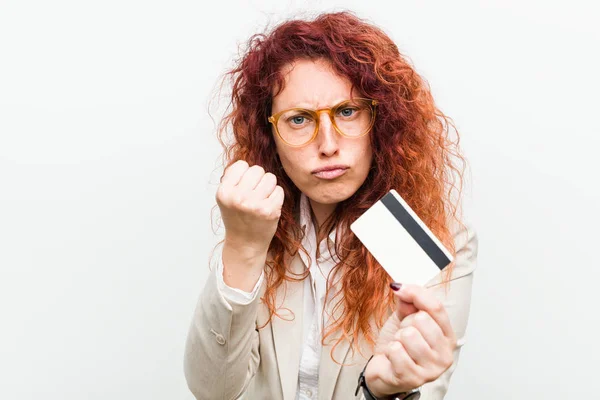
[{"left": 305, "top": 184, "right": 358, "bottom": 205}]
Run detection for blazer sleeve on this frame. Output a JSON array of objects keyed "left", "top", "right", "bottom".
[
  {"left": 420, "top": 219, "right": 479, "bottom": 399},
  {"left": 183, "top": 246, "right": 267, "bottom": 400}
]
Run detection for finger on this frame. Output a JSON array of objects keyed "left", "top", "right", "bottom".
[
  {"left": 384, "top": 340, "right": 420, "bottom": 386},
  {"left": 396, "top": 298, "right": 419, "bottom": 321},
  {"left": 266, "top": 185, "right": 284, "bottom": 215},
  {"left": 237, "top": 165, "right": 266, "bottom": 192},
  {"left": 221, "top": 160, "right": 249, "bottom": 186},
  {"left": 394, "top": 284, "right": 454, "bottom": 339},
  {"left": 399, "top": 311, "right": 446, "bottom": 354},
  {"left": 252, "top": 172, "right": 277, "bottom": 200},
  {"left": 397, "top": 326, "right": 436, "bottom": 369}
]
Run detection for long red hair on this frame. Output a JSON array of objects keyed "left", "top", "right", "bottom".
[{"left": 212, "top": 11, "right": 467, "bottom": 361}]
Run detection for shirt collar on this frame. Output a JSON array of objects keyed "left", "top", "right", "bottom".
[{"left": 299, "top": 193, "right": 337, "bottom": 244}]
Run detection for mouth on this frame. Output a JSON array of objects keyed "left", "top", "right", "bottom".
[{"left": 312, "top": 165, "right": 349, "bottom": 180}]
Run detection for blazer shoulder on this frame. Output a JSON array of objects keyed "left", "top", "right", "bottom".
[
  {"left": 426, "top": 217, "right": 478, "bottom": 288},
  {"left": 449, "top": 217, "right": 479, "bottom": 279}
]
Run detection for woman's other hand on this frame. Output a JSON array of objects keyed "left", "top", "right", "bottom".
[{"left": 365, "top": 283, "right": 457, "bottom": 397}]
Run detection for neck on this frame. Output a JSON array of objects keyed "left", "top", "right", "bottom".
[{"left": 308, "top": 197, "right": 337, "bottom": 229}]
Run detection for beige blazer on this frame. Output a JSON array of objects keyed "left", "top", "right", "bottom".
[{"left": 184, "top": 220, "right": 478, "bottom": 400}]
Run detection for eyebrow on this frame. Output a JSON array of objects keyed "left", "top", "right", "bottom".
[{"left": 277, "top": 98, "right": 351, "bottom": 111}]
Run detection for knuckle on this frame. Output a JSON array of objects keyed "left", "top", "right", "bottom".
[
  {"left": 270, "top": 186, "right": 281, "bottom": 199},
  {"left": 258, "top": 205, "right": 272, "bottom": 217},
  {"left": 264, "top": 172, "right": 276, "bottom": 181},
  {"left": 227, "top": 160, "right": 247, "bottom": 175},
  {"left": 443, "top": 356, "right": 453, "bottom": 369},
  {"left": 270, "top": 210, "right": 281, "bottom": 220},
  {"left": 269, "top": 209, "right": 281, "bottom": 220},
  {"left": 423, "top": 370, "right": 437, "bottom": 384},
  {"left": 215, "top": 191, "right": 224, "bottom": 205},
  {"left": 437, "top": 357, "right": 452, "bottom": 371},
  {"left": 236, "top": 160, "right": 249, "bottom": 169},
  {"left": 403, "top": 326, "right": 418, "bottom": 337},
  {"left": 392, "top": 363, "right": 404, "bottom": 378},
  {"left": 399, "top": 327, "right": 418, "bottom": 343},
  {"left": 407, "top": 375, "right": 423, "bottom": 389},
  {"left": 430, "top": 300, "right": 443, "bottom": 313},
  {"left": 216, "top": 186, "right": 230, "bottom": 203},
  {"left": 435, "top": 349, "right": 453, "bottom": 370},
  {"left": 241, "top": 200, "right": 256, "bottom": 212},
  {"left": 415, "top": 311, "right": 429, "bottom": 322},
  {"left": 389, "top": 356, "right": 405, "bottom": 376},
  {"left": 234, "top": 195, "right": 247, "bottom": 209},
  {"left": 394, "top": 330, "right": 403, "bottom": 341}
]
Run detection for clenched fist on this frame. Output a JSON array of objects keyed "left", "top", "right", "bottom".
[{"left": 216, "top": 160, "right": 285, "bottom": 252}]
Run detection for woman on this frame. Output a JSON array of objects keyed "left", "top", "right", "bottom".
[{"left": 184, "top": 11, "right": 478, "bottom": 400}]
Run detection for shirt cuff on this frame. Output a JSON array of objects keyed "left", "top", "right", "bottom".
[{"left": 215, "top": 250, "right": 265, "bottom": 305}]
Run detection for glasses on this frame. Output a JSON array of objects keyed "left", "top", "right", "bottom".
[{"left": 268, "top": 98, "right": 378, "bottom": 147}]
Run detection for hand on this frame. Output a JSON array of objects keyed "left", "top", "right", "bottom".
[
  {"left": 216, "top": 160, "right": 284, "bottom": 253},
  {"left": 365, "top": 284, "right": 457, "bottom": 397}
]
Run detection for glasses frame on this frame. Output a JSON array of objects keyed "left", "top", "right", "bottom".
[{"left": 268, "top": 97, "right": 379, "bottom": 148}]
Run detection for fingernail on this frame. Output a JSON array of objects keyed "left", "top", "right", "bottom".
[{"left": 390, "top": 282, "right": 402, "bottom": 291}]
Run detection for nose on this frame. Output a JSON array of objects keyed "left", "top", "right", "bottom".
[{"left": 315, "top": 112, "right": 339, "bottom": 157}]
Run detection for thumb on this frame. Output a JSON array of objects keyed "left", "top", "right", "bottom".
[{"left": 390, "top": 282, "right": 418, "bottom": 320}]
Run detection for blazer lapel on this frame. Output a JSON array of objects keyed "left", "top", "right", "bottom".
[{"left": 271, "top": 254, "right": 305, "bottom": 400}]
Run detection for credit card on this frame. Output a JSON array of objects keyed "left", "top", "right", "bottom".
[{"left": 350, "top": 189, "right": 454, "bottom": 286}]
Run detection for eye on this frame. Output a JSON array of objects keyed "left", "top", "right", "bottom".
[
  {"left": 286, "top": 113, "right": 312, "bottom": 125},
  {"left": 291, "top": 116, "right": 306, "bottom": 125},
  {"left": 338, "top": 107, "right": 357, "bottom": 117}
]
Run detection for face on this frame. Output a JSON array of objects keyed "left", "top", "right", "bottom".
[{"left": 271, "top": 58, "right": 373, "bottom": 220}]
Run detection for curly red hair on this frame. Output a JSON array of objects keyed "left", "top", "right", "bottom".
[{"left": 212, "top": 11, "right": 467, "bottom": 361}]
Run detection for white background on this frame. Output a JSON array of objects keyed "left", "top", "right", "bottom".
[{"left": 1, "top": 0, "right": 599, "bottom": 399}]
